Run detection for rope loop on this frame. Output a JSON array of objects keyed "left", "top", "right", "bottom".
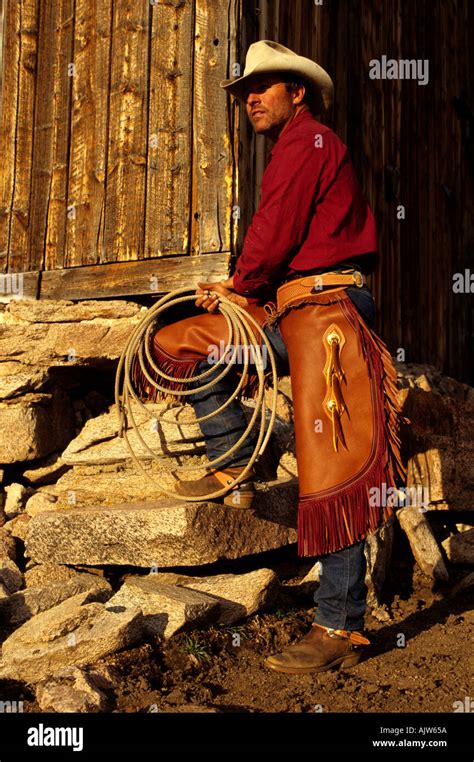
[{"left": 114, "top": 287, "right": 279, "bottom": 502}]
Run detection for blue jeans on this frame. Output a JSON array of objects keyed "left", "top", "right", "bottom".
[
  {"left": 313, "top": 539, "right": 367, "bottom": 631},
  {"left": 188, "top": 284, "right": 375, "bottom": 631}
]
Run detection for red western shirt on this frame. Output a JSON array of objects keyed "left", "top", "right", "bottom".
[{"left": 232, "top": 109, "right": 379, "bottom": 303}]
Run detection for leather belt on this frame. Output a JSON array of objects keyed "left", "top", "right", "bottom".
[{"left": 276, "top": 269, "right": 366, "bottom": 312}]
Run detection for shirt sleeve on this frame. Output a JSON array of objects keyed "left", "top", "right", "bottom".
[{"left": 232, "top": 130, "right": 340, "bottom": 297}]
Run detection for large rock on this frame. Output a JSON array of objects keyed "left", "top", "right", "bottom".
[
  {"left": 22, "top": 453, "right": 71, "bottom": 486},
  {"left": 4, "top": 483, "right": 33, "bottom": 519},
  {"left": 56, "top": 395, "right": 293, "bottom": 497},
  {"left": 0, "top": 590, "right": 143, "bottom": 683},
  {"left": 61, "top": 403, "right": 205, "bottom": 466},
  {"left": 365, "top": 521, "right": 395, "bottom": 602},
  {"left": 0, "top": 311, "right": 144, "bottom": 367},
  {"left": 131, "top": 567, "right": 278, "bottom": 625},
  {"left": 24, "top": 492, "right": 59, "bottom": 517},
  {"left": 442, "top": 528, "right": 474, "bottom": 566},
  {"left": 0, "top": 389, "right": 75, "bottom": 463},
  {"left": 6, "top": 299, "right": 142, "bottom": 323},
  {"left": 108, "top": 579, "right": 219, "bottom": 639},
  {"left": 38, "top": 460, "right": 208, "bottom": 509},
  {"left": 25, "top": 480, "right": 298, "bottom": 566},
  {"left": 398, "top": 363, "right": 474, "bottom": 511},
  {"left": 35, "top": 665, "right": 116, "bottom": 713},
  {"left": 0, "top": 557, "right": 23, "bottom": 594},
  {"left": 0, "top": 573, "right": 112, "bottom": 627},
  {"left": 47, "top": 412, "right": 294, "bottom": 509},
  {"left": 397, "top": 507, "right": 449, "bottom": 580},
  {"left": 450, "top": 571, "right": 474, "bottom": 597},
  {"left": 3, "top": 513, "right": 31, "bottom": 541},
  {"left": 0, "top": 528, "right": 16, "bottom": 561},
  {"left": 24, "top": 563, "right": 103, "bottom": 589},
  {"left": 0, "top": 582, "right": 10, "bottom": 600},
  {"left": 0, "top": 361, "right": 50, "bottom": 400},
  {"left": 280, "top": 561, "right": 321, "bottom": 600}
]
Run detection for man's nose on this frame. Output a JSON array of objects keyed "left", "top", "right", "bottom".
[{"left": 246, "top": 93, "right": 261, "bottom": 108}]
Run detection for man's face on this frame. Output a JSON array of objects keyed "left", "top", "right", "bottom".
[{"left": 243, "top": 74, "right": 305, "bottom": 138}]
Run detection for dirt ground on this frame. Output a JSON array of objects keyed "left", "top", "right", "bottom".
[
  {"left": 9, "top": 525, "right": 472, "bottom": 716},
  {"left": 109, "top": 570, "right": 473, "bottom": 715}
]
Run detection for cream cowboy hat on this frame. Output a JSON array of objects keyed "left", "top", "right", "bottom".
[{"left": 220, "top": 40, "right": 333, "bottom": 110}]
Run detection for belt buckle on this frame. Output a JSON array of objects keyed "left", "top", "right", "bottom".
[{"left": 352, "top": 271, "right": 364, "bottom": 288}]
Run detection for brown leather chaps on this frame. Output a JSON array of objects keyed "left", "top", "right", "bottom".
[{"left": 131, "top": 287, "right": 407, "bottom": 558}]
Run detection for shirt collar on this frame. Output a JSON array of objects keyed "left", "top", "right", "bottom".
[{"left": 266, "top": 109, "right": 315, "bottom": 161}]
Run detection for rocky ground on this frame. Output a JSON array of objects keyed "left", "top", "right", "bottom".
[
  {"left": 2, "top": 537, "right": 471, "bottom": 715},
  {"left": 0, "top": 298, "right": 472, "bottom": 717}
]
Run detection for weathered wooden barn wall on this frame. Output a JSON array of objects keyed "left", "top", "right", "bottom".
[
  {"left": 0, "top": 0, "right": 472, "bottom": 384},
  {"left": 0, "top": 2, "right": 4, "bottom": 99},
  {"left": 0, "top": 0, "right": 242, "bottom": 296},
  {"left": 243, "top": 0, "right": 473, "bottom": 384}
]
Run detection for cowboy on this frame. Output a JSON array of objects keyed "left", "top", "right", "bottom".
[{"left": 132, "top": 41, "right": 406, "bottom": 674}]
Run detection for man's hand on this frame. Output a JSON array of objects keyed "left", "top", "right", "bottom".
[{"left": 195, "top": 279, "right": 250, "bottom": 313}]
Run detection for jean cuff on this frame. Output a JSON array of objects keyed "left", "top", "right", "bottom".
[{"left": 313, "top": 614, "right": 365, "bottom": 632}]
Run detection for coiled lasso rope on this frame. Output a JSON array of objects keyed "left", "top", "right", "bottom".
[{"left": 114, "top": 287, "right": 279, "bottom": 502}]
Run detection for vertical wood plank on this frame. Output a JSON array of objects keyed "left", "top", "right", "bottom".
[
  {"left": 64, "top": 0, "right": 113, "bottom": 267},
  {"left": 418, "top": 0, "right": 431, "bottom": 368},
  {"left": 28, "top": 0, "right": 56, "bottom": 271},
  {"left": 145, "top": 0, "right": 194, "bottom": 259},
  {"left": 391, "top": 0, "right": 402, "bottom": 347},
  {"left": 234, "top": 0, "right": 258, "bottom": 259},
  {"left": 102, "top": 0, "right": 150, "bottom": 264},
  {"left": 453, "top": 0, "right": 473, "bottom": 382},
  {"left": 0, "top": 0, "right": 5, "bottom": 107},
  {"left": 9, "top": 0, "right": 39, "bottom": 272},
  {"left": 228, "top": 0, "right": 244, "bottom": 257},
  {"left": 0, "top": 0, "right": 39, "bottom": 273},
  {"left": 253, "top": 0, "right": 269, "bottom": 202},
  {"left": 0, "top": 0, "right": 21, "bottom": 271},
  {"left": 28, "top": 0, "right": 75, "bottom": 271},
  {"left": 42, "top": 0, "right": 75, "bottom": 271},
  {"left": 190, "top": 0, "right": 236, "bottom": 256}
]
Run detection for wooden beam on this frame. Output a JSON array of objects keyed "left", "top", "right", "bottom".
[
  {"left": 0, "top": 271, "right": 40, "bottom": 302},
  {"left": 35, "top": 252, "right": 231, "bottom": 301}
]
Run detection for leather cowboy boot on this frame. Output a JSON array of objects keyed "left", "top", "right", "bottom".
[
  {"left": 174, "top": 465, "right": 256, "bottom": 508},
  {"left": 264, "top": 623, "right": 370, "bottom": 674}
]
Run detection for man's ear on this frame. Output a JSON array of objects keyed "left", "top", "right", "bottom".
[{"left": 293, "top": 83, "right": 306, "bottom": 106}]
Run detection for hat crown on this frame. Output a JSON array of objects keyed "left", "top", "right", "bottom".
[{"left": 244, "top": 41, "right": 298, "bottom": 76}]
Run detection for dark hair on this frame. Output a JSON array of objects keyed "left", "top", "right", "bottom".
[{"left": 281, "top": 73, "right": 324, "bottom": 116}]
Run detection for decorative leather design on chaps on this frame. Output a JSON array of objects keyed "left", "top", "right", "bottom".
[{"left": 273, "top": 287, "right": 406, "bottom": 556}]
